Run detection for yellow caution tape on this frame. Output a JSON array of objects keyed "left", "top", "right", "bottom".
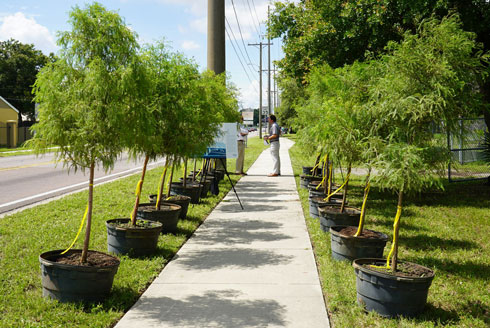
[
  {"left": 354, "top": 182, "right": 371, "bottom": 237},
  {"left": 61, "top": 205, "right": 89, "bottom": 255}
]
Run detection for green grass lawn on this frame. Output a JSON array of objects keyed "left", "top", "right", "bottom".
[
  {"left": 287, "top": 138, "right": 490, "bottom": 328},
  {"left": 0, "top": 137, "right": 267, "bottom": 328}
]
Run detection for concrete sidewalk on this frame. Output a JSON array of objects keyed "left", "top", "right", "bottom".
[{"left": 115, "top": 138, "right": 330, "bottom": 328}]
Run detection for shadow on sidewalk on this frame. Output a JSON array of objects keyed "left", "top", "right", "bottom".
[
  {"left": 136, "top": 289, "right": 287, "bottom": 327},
  {"left": 175, "top": 248, "right": 294, "bottom": 270},
  {"left": 192, "top": 220, "right": 293, "bottom": 245}
]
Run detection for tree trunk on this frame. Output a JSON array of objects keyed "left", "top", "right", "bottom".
[
  {"left": 340, "top": 165, "right": 351, "bottom": 213},
  {"left": 183, "top": 158, "right": 187, "bottom": 188},
  {"left": 312, "top": 154, "right": 321, "bottom": 176},
  {"left": 156, "top": 157, "right": 169, "bottom": 210},
  {"left": 131, "top": 155, "right": 149, "bottom": 225},
  {"left": 192, "top": 159, "right": 197, "bottom": 182},
  {"left": 166, "top": 159, "right": 175, "bottom": 198},
  {"left": 323, "top": 154, "right": 329, "bottom": 194},
  {"left": 355, "top": 170, "right": 371, "bottom": 236},
  {"left": 80, "top": 161, "right": 95, "bottom": 264},
  {"left": 391, "top": 190, "right": 403, "bottom": 272}
]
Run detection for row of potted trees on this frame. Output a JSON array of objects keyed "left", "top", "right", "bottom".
[
  {"left": 295, "top": 15, "right": 488, "bottom": 317},
  {"left": 31, "top": 3, "right": 239, "bottom": 303}
]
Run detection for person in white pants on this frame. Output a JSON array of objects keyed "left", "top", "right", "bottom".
[
  {"left": 236, "top": 117, "right": 249, "bottom": 175},
  {"left": 264, "top": 114, "right": 281, "bottom": 177}
]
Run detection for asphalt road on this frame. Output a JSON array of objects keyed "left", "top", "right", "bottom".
[{"left": 0, "top": 153, "right": 164, "bottom": 215}]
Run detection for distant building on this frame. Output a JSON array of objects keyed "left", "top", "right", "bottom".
[{"left": 0, "top": 96, "right": 19, "bottom": 147}]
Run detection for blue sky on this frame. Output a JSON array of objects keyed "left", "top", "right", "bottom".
[{"left": 0, "top": 0, "right": 287, "bottom": 108}]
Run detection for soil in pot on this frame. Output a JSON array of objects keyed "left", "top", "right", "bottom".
[
  {"left": 106, "top": 218, "right": 163, "bottom": 256},
  {"left": 137, "top": 202, "right": 181, "bottom": 234},
  {"left": 329, "top": 225, "right": 388, "bottom": 261},
  {"left": 353, "top": 258, "right": 435, "bottom": 317},
  {"left": 319, "top": 205, "right": 360, "bottom": 232},
  {"left": 39, "top": 249, "right": 120, "bottom": 303},
  {"left": 149, "top": 194, "right": 191, "bottom": 219}
]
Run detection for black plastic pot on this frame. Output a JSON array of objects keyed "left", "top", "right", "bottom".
[
  {"left": 137, "top": 202, "right": 181, "bottom": 234},
  {"left": 353, "top": 258, "right": 435, "bottom": 317},
  {"left": 170, "top": 182, "right": 201, "bottom": 204},
  {"left": 330, "top": 226, "right": 388, "bottom": 261},
  {"left": 319, "top": 206, "right": 360, "bottom": 232},
  {"left": 39, "top": 249, "right": 119, "bottom": 303},
  {"left": 300, "top": 175, "right": 323, "bottom": 189},
  {"left": 308, "top": 196, "right": 342, "bottom": 219},
  {"left": 212, "top": 169, "right": 225, "bottom": 181},
  {"left": 308, "top": 183, "right": 340, "bottom": 198},
  {"left": 180, "top": 178, "right": 211, "bottom": 198},
  {"left": 302, "top": 166, "right": 314, "bottom": 175},
  {"left": 106, "top": 218, "right": 162, "bottom": 255},
  {"left": 149, "top": 194, "right": 191, "bottom": 219}
]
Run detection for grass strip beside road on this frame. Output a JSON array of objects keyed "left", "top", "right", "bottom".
[
  {"left": 287, "top": 136, "right": 490, "bottom": 328},
  {"left": 0, "top": 137, "right": 267, "bottom": 328}
]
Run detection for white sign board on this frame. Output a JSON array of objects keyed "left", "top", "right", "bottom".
[{"left": 205, "top": 123, "right": 238, "bottom": 159}]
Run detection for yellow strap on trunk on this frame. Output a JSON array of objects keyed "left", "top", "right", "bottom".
[
  {"left": 354, "top": 182, "right": 370, "bottom": 237},
  {"left": 155, "top": 171, "right": 166, "bottom": 210},
  {"left": 323, "top": 172, "right": 350, "bottom": 201},
  {"left": 371, "top": 205, "right": 402, "bottom": 270},
  {"left": 135, "top": 180, "right": 143, "bottom": 197},
  {"left": 61, "top": 205, "right": 89, "bottom": 255}
]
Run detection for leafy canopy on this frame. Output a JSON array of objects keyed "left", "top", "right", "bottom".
[
  {"left": 31, "top": 2, "right": 142, "bottom": 172},
  {"left": 0, "top": 39, "right": 53, "bottom": 122}
]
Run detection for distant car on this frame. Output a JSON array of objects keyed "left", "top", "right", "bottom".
[{"left": 248, "top": 127, "right": 257, "bottom": 132}]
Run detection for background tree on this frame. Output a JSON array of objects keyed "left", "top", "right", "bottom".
[
  {"left": 0, "top": 39, "right": 53, "bottom": 123},
  {"left": 269, "top": 0, "right": 490, "bottom": 129}
]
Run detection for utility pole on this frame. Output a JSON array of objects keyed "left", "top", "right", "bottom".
[
  {"left": 207, "top": 0, "right": 225, "bottom": 75},
  {"left": 208, "top": 0, "right": 225, "bottom": 171},
  {"left": 249, "top": 40, "right": 273, "bottom": 138},
  {"left": 267, "top": 5, "right": 272, "bottom": 131},
  {"left": 273, "top": 63, "right": 277, "bottom": 113},
  {"left": 248, "top": 42, "right": 264, "bottom": 138}
]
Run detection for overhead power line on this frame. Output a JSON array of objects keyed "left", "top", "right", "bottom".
[
  {"left": 225, "top": 22, "right": 255, "bottom": 87},
  {"left": 250, "top": 0, "right": 262, "bottom": 37},
  {"left": 244, "top": 0, "right": 261, "bottom": 38},
  {"left": 229, "top": 0, "right": 256, "bottom": 71},
  {"left": 225, "top": 17, "right": 258, "bottom": 83}
]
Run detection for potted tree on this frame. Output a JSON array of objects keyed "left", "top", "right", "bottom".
[
  {"left": 32, "top": 3, "right": 141, "bottom": 302},
  {"left": 312, "top": 62, "right": 389, "bottom": 261},
  {"left": 168, "top": 70, "right": 240, "bottom": 202},
  {"left": 352, "top": 16, "right": 488, "bottom": 317}
]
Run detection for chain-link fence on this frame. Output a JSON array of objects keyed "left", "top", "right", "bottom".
[{"left": 447, "top": 118, "right": 489, "bottom": 182}]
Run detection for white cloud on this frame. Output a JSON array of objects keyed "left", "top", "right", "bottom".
[
  {"left": 181, "top": 40, "right": 200, "bottom": 50},
  {"left": 238, "top": 79, "right": 261, "bottom": 108},
  {"left": 0, "top": 12, "right": 57, "bottom": 54},
  {"left": 190, "top": 17, "right": 207, "bottom": 34},
  {"left": 155, "top": 0, "right": 206, "bottom": 16}
]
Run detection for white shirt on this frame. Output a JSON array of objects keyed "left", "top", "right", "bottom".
[{"left": 237, "top": 125, "right": 249, "bottom": 141}]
